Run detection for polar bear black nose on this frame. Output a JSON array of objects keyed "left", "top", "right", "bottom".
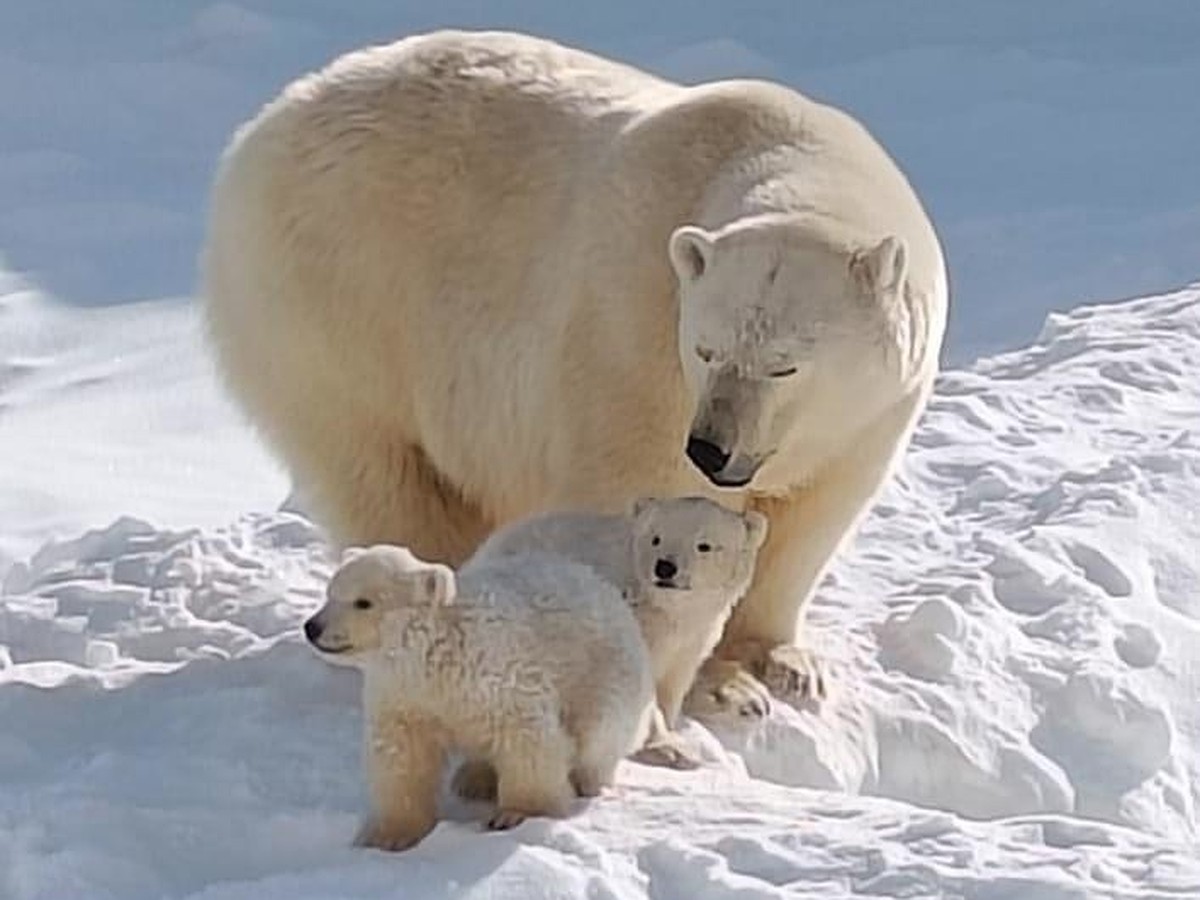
[
  {"left": 686, "top": 436, "right": 730, "bottom": 478},
  {"left": 654, "top": 558, "right": 677, "bottom": 581},
  {"left": 303, "top": 618, "right": 323, "bottom": 643}
]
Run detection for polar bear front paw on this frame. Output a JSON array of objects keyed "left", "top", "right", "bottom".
[
  {"left": 757, "top": 642, "right": 828, "bottom": 704},
  {"left": 683, "top": 658, "right": 773, "bottom": 721}
]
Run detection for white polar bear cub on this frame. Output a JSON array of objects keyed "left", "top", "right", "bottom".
[
  {"left": 304, "top": 544, "right": 653, "bottom": 851},
  {"left": 473, "top": 496, "right": 769, "bottom": 753}
]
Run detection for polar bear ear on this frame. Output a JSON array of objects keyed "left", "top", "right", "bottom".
[
  {"left": 631, "top": 496, "right": 659, "bottom": 519},
  {"left": 668, "top": 225, "right": 715, "bottom": 285},
  {"left": 421, "top": 564, "right": 457, "bottom": 606},
  {"left": 851, "top": 235, "right": 908, "bottom": 299},
  {"left": 743, "top": 510, "right": 770, "bottom": 552}
]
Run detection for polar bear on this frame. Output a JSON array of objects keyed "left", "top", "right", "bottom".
[
  {"left": 304, "top": 544, "right": 654, "bottom": 851},
  {"left": 471, "top": 496, "right": 769, "bottom": 754},
  {"left": 205, "top": 29, "right": 949, "bottom": 719}
]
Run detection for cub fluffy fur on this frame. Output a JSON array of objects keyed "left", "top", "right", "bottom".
[
  {"left": 305, "top": 544, "right": 653, "bottom": 851},
  {"left": 472, "top": 496, "right": 767, "bottom": 762}
]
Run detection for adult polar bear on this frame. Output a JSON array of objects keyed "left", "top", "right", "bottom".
[{"left": 203, "top": 30, "right": 948, "bottom": 714}]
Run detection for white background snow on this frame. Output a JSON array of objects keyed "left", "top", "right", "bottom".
[{"left": 2, "top": 2, "right": 1199, "bottom": 898}]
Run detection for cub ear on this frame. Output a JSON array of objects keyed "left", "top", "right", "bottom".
[
  {"left": 850, "top": 235, "right": 908, "bottom": 298},
  {"left": 668, "top": 225, "right": 715, "bottom": 285},
  {"left": 422, "top": 564, "right": 457, "bottom": 606},
  {"left": 743, "top": 510, "right": 770, "bottom": 551},
  {"left": 631, "top": 496, "right": 660, "bottom": 519}
]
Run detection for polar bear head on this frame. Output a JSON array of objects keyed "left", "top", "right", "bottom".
[
  {"left": 629, "top": 496, "right": 768, "bottom": 595},
  {"left": 304, "top": 544, "right": 456, "bottom": 660},
  {"left": 668, "top": 215, "right": 911, "bottom": 490}
]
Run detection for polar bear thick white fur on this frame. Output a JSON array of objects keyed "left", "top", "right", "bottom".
[
  {"left": 304, "top": 544, "right": 654, "bottom": 851},
  {"left": 470, "top": 496, "right": 769, "bottom": 760},
  {"left": 206, "top": 29, "right": 949, "bottom": 719}
]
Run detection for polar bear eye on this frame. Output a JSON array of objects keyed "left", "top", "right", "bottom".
[
  {"left": 353, "top": 597, "right": 373, "bottom": 611},
  {"left": 769, "top": 366, "right": 799, "bottom": 378},
  {"left": 651, "top": 536, "right": 661, "bottom": 547},
  {"left": 697, "top": 542, "right": 712, "bottom": 553}
]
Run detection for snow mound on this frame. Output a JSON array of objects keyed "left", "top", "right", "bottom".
[
  {"left": 1, "top": 512, "right": 330, "bottom": 687},
  {"left": 3, "top": 286, "right": 1200, "bottom": 898},
  {"left": 708, "top": 284, "right": 1200, "bottom": 842}
]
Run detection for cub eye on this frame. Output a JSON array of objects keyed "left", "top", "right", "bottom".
[
  {"left": 353, "top": 598, "right": 373, "bottom": 611},
  {"left": 651, "top": 536, "right": 661, "bottom": 547},
  {"left": 769, "top": 366, "right": 798, "bottom": 378},
  {"left": 697, "top": 542, "right": 712, "bottom": 553}
]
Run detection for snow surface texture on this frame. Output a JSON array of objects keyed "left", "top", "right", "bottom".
[
  {"left": 3, "top": 282, "right": 1199, "bottom": 898},
  {"left": 0, "top": 276, "right": 286, "bottom": 571},
  {"left": 2, "top": 0, "right": 1199, "bottom": 361}
]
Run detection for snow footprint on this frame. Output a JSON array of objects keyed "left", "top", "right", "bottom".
[
  {"left": 980, "top": 536, "right": 1083, "bottom": 615},
  {"left": 1059, "top": 538, "right": 1133, "bottom": 598},
  {"left": 1032, "top": 667, "right": 1173, "bottom": 798},
  {"left": 1113, "top": 622, "right": 1161, "bottom": 669},
  {"left": 876, "top": 597, "right": 966, "bottom": 682},
  {"left": 638, "top": 838, "right": 792, "bottom": 899},
  {"left": 874, "top": 713, "right": 1073, "bottom": 819}
]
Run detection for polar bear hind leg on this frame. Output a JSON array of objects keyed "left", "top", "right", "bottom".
[{"left": 282, "top": 396, "right": 493, "bottom": 564}]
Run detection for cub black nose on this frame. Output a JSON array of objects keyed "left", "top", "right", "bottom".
[
  {"left": 303, "top": 618, "right": 322, "bottom": 643},
  {"left": 686, "top": 436, "right": 730, "bottom": 478},
  {"left": 654, "top": 558, "right": 677, "bottom": 581}
]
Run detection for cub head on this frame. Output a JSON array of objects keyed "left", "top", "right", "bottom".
[
  {"left": 628, "top": 496, "right": 768, "bottom": 595},
  {"left": 303, "top": 544, "right": 455, "bottom": 660},
  {"left": 668, "top": 215, "right": 912, "bottom": 491}
]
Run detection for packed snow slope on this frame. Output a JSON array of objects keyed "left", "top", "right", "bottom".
[
  {"left": 2, "top": 274, "right": 1199, "bottom": 896},
  {"left": 0, "top": 272, "right": 286, "bottom": 572},
  {"left": 3, "top": 0, "right": 1199, "bottom": 360}
]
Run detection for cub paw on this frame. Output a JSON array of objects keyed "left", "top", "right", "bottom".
[
  {"left": 570, "top": 767, "right": 610, "bottom": 797},
  {"left": 486, "top": 809, "right": 528, "bottom": 831},
  {"left": 353, "top": 816, "right": 433, "bottom": 852},
  {"left": 631, "top": 739, "right": 704, "bottom": 770}
]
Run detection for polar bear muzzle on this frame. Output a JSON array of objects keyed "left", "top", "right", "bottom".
[
  {"left": 684, "top": 431, "right": 762, "bottom": 487},
  {"left": 686, "top": 370, "right": 777, "bottom": 488}
]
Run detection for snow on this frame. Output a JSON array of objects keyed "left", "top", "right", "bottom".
[
  {"left": 0, "top": 276, "right": 285, "bottom": 572},
  {"left": 4, "top": 3, "right": 1200, "bottom": 896},
  {"left": 3, "top": 278, "right": 1200, "bottom": 898}
]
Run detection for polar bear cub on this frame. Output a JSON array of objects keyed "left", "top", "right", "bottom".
[
  {"left": 304, "top": 544, "right": 654, "bottom": 851},
  {"left": 471, "top": 496, "right": 768, "bottom": 764}
]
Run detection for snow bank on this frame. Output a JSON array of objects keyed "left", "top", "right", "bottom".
[
  {"left": 721, "top": 284, "right": 1200, "bottom": 843},
  {"left": 0, "top": 280, "right": 286, "bottom": 572},
  {"left": 2, "top": 285, "right": 1199, "bottom": 898}
]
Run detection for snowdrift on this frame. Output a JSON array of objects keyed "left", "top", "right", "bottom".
[{"left": 3, "top": 284, "right": 1200, "bottom": 898}]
